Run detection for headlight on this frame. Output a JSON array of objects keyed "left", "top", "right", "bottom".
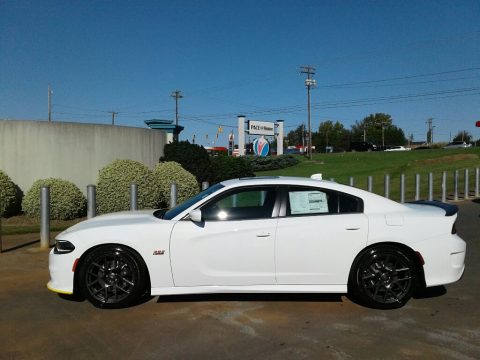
[{"left": 54, "top": 240, "right": 75, "bottom": 254}]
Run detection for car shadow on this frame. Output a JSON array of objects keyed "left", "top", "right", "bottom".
[
  {"left": 413, "top": 285, "right": 447, "bottom": 299},
  {"left": 156, "top": 292, "right": 343, "bottom": 303}
]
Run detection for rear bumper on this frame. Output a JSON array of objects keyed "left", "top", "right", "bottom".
[{"left": 416, "top": 234, "right": 466, "bottom": 287}]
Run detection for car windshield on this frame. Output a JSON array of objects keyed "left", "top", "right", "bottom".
[{"left": 158, "top": 183, "right": 225, "bottom": 220}]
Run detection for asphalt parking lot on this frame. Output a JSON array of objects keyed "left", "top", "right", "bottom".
[{"left": 1, "top": 200, "right": 479, "bottom": 360}]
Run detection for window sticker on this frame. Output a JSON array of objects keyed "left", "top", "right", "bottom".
[{"left": 289, "top": 191, "right": 328, "bottom": 214}]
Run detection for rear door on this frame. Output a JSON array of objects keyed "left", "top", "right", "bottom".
[{"left": 275, "top": 186, "right": 368, "bottom": 285}]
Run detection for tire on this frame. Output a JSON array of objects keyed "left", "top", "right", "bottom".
[
  {"left": 78, "top": 245, "right": 147, "bottom": 309},
  {"left": 350, "top": 245, "right": 416, "bottom": 309}
]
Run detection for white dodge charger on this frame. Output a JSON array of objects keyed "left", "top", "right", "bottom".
[{"left": 48, "top": 176, "right": 466, "bottom": 309}]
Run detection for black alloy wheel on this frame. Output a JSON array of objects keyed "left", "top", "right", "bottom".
[
  {"left": 79, "top": 245, "right": 147, "bottom": 308},
  {"left": 351, "top": 245, "right": 416, "bottom": 309}
]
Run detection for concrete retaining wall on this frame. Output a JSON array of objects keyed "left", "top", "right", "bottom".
[{"left": 0, "top": 120, "right": 166, "bottom": 194}]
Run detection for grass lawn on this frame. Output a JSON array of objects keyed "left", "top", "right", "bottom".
[
  {"left": 0, "top": 216, "right": 84, "bottom": 236},
  {"left": 257, "top": 147, "right": 480, "bottom": 201}
]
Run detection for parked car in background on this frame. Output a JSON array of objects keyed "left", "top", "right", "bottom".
[
  {"left": 48, "top": 176, "right": 465, "bottom": 310},
  {"left": 443, "top": 141, "right": 471, "bottom": 149},
  {"left": 350, "top": 141, "right": 377, "bottom": 152},
  {"left": 384, "top": 146, "right": 411, "bottom": 152}
]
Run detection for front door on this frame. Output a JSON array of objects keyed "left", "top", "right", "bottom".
[{"left": 170, "top": 186, "right": 278, "bottom": 286}]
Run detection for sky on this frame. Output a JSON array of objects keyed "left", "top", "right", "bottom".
[{"left": 1, "top": 0, "right": 479, "bottom": 146}]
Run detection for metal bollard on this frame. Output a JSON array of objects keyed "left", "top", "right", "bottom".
[
  {"left": 202, "top": 181, "right": 209, "bottom": 191},
  {"left": 384, "top": 174, "right": 390, "bottom": 199},
  {"left": 349, "top": 177, "right": 355, "bottom": 187},
  {"left": 130, "top": 184, "right": 138, "bottom": 211},
  {"left": 400, "top": 174, "right": 405, "bottom": 203},
  {"left": 441, "top": 171, "right": 447, "bottom": 203},
  {"left": 170, "top": 183, "right": 178, "bottom": 209},
  {"left": 428, "top": 173, "right": 433, "bottom": 201},
  {"left": 40, "top": 186, "right": 50, "bottom": 249},
  {"left": 453, "top": 170, "right": 459, "bottom": 201},
  {"left": 87, "top": 184, "right": 96, "bottom": 219},
  {"left": 415, "top": 174, "right": 420, "bottom": 201},
  {"left": 367, "top": 176, "right": 373, "bottom": 192},
  {"left": 464, "top": 169, "right": 469, "bottom": 199},
  {"left": 475, "top": 168, "right": 479, "bottom": 198}
]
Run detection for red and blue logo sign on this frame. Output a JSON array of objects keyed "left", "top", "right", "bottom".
[{"left": 253, "top": 137, "right": 270, "bottom": 157}]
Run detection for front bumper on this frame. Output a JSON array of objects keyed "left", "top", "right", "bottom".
[{"left": 47, "top": 248, "right": 76, "bottom": 295}]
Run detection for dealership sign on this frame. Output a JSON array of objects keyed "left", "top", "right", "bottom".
[{"left": 248, "top": 120, "right": 275, "bottom": 136}]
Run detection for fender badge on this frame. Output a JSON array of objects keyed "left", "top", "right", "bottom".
[{"left": 153, "top": 250, "right": 165, "bottom": 255}]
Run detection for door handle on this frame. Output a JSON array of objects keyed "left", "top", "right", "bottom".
[
  {"left": 256, "top": 233, "right": 271, "bottom": 237},
  {"left": 345, "top": 227, "right": 360, "bottom": 231}
]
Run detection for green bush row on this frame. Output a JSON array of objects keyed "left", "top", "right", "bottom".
[
  {"left": 22, "top": 178, "right": 87, "bottom": 220},
  {"left": 0, "top": 170, "right": 22, "bottom": 217},
  {"left": 246, "top": 155, "right": 300, "bottom": 171},
  {"left": 1, "top": 159, "right": 200, "bottom": 219},
  {"left": 160, "top": 141, "right": 255, "bottom": 184},
  {"left": 96, "top": 159, "right": 199, "bottom": 213}
]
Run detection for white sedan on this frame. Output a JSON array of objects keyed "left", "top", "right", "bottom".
[
  {"left": 384, "top": 146, "right": 411, "bottom": 151},
  {"left": 48, "top": 176, "right": 466, "bottom": 309}
]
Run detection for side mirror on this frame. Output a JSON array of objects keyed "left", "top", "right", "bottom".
[{"left": 189, "top": 209, "right": 202, "bottom": 222}]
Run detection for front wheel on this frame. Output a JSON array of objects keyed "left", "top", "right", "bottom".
[
  {"left": 78, "top": 245, "right": 147, "bottom": 309},
  {"left": 350, "top": 246, "right": 417, "bottom": 309}
]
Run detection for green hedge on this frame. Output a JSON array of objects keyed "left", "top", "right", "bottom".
[
  {"left": 152, "top": 161, "right": 199, "bottom": 207},
  {"left": 209, "top": 156, "right": 255, "bottom": 183},
  {"left": 246, "top": 155, "right": 300, "bottom": 171},
  {"left": 160, "top": 141, "right": 212, "bottom": 183},
  {"left": 96, "top": 159, "right": 161, "bottom": 214},
  {"left": 22, "top": 178, "right": 86, "bottom": 220},
  {"left": 0, "top": 170, "right": 22, "bottom": 217}
]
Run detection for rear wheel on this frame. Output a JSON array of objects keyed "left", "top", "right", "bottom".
[
  {"left": 350, "top": 245, "right": 416, "bottom": 309},
  {"left": 79, "top": 245, "right": 147, "bottom": 308}
]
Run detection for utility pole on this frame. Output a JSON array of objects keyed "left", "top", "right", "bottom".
[
  {"left": 300, "top": 66, "right": 316, "bottom": 160},
  {"left": 48, "top": 84, "right": 52, "bottom": 122},
  {"left": 426, "top": 118, "right": 434, "bottom": 145},
  {"left": 171, "top": 90, "right": 183, "bottom": 141},
  {"left": 382, "top": 121, "right": 386, "bottom": 149},
  {"left": 109, "top": 111, "right": 118, "bottom": 125}
]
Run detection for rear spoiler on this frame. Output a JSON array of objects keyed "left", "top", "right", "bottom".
[{"left": 408, "top": 200, "right": 459, "bottom": 216}]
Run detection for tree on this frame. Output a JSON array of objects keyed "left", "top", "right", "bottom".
[
  {"left": 285, "top": 125, "right": 305, "bottom": 147},
  {"left": 350, "top": 113, "right": 406, "bottom": 147},
  {"left": 313, "top": 120, "right": 349, "bottom": 151},
  {"left": 452, "top": 131, "right": 473, "bottom": 143}
]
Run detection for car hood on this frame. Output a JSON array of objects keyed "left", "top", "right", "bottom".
[{"left": 59, "top": 210, "right": 163, "bottom": 236}]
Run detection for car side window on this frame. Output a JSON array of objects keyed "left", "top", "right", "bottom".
[
  {"left": 201, "top": 187, "right": 277, "bottom": 221},
  {"left": 286, "top": 186, "right": 363, "bottom": 216}
]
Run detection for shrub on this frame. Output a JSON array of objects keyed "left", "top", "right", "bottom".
[
  {"left": 246, "top": 155, "right": 300, "bottom": 172},
  {"left": 152, "top": 162, "right": 199, "bottom": 207},
  {"left": 22, "top": 178, "right": 86, "bottom": 220},
  {"left": 209, "top": 156, "right": 255, "bottom": 184},
  {"left": 96, "top": 159, "right": 161, "bottom": 214},
  {"left": 160, "top": 141, "right": 212, "bottom": 183},
  {"left": 0, "top": 170, "right": 22, "bottom": 217}
]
